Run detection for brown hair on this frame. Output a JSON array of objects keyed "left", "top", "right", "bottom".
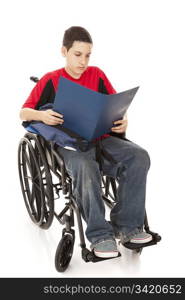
[{"left": 62, "top": 26, "right": 93, "bottom": 51}]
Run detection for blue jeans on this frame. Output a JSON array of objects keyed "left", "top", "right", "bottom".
[{"left": 57, "top": 136, "right": 150, "bottom": 245}]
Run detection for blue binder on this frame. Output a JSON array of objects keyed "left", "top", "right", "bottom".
[{"left": 53, "top": 77, "right": 139, "bottom": 141}]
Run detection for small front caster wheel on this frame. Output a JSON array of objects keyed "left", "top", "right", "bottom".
[{"left": 55, "top": 234, "right": 75, "bottom": 272}]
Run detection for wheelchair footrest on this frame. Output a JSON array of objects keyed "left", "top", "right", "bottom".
[
  {"left": 82, "top": 248, "right": 121, "bottom": 263},
  {"left": 91, "top": 251, "right": 121, "bottom": 263},
  {"left": 123, "top": 233, "right": 161, "bottom": 250}
]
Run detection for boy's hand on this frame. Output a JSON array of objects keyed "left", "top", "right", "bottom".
[
  {"left": 40, "top": 109, "right": 64, "bottom": 125},
  {"left": 111, "top": 118, "right": 128, "bottom": 133}
]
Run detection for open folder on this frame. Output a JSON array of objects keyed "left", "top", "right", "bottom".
[{"left": 53, "top": 77, "right": 139, "bottom": 141}]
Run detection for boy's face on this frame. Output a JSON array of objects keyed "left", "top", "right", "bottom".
[{"left": 62, "top": 41, "right": 92, "bottom": 79}]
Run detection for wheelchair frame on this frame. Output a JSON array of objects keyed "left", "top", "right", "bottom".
[{"left": 18, "top": 131, "right": 161, "bottom": 272}]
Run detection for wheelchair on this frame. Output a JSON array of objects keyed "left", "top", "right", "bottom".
[
  {"left": 18, "top": 131, "right": 161, "bottom": 272},
  {"left": 18, "top": 77, "right": 161, "bottom": 272}
]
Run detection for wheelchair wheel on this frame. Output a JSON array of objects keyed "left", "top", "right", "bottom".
[
  {"left": 18, "top": 134, "right": 54, "bottom": 229},
  {"left": 55, "top": 233, "right": 75, "bottom": 272}
]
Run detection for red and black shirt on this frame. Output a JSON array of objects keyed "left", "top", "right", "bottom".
[{"left": 23, "top": 66, "right": 116, "bottom": 108}]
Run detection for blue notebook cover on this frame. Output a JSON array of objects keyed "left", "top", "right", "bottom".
[{"left": 53, "top": 77, "right": 139, "bottom": 141}]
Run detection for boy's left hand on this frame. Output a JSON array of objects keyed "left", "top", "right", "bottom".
[{"left": 111, "top": 118, "right": 128, "bottom": 133}]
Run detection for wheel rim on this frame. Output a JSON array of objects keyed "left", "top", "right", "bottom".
[{"left": 18, "top": 136, "right": 54, "bottom": 229}]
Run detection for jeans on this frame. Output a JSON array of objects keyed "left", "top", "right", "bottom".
[{"left": 57, "top": 136, "right": 150, "bottom": 245}]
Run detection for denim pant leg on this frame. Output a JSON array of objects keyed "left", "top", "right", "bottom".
[
  {"left": 57, "top": 146, "right": 114, "bottom": 244},
  {"left": 101, "top": 137, "right": 151, "bottom": 241}
]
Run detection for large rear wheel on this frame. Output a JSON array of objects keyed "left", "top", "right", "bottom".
[{"left": 18, "top": 134, "right": 54, "bottom": 229}]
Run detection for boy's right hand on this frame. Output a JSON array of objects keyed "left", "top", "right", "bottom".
[{"left": 40, "top": 109, "right": 64, "bottom": 125}]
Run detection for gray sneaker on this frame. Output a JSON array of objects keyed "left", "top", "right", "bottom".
[
  {"left": 129, "top": 232, "right": 152, "bottom": 244},
  {"left": 91, "top": 239, "right": 119, "bottom": 258},
  {"left": 116, "top": 231, "right": 153, "bottom": 244}
]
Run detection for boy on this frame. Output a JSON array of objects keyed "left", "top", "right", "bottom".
[{"left": 20, "top": 26, "right": 152, "bottom": 258}]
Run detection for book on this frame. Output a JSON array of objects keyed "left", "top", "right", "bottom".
[{"left": 53, "top": 76, "right": 139, "bottom": 141}]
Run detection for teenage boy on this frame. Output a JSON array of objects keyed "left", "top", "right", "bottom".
[{"left": 20, "top": 26, "right": 152, "bottom": 258}]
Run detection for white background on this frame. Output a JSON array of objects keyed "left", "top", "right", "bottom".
[{"left": 0, "top": 0, "right": 185, "bottom": 277}]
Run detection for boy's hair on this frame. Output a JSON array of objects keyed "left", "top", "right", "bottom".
[{"left": 62, "top": 26, "right": 93, "bottom": 51}]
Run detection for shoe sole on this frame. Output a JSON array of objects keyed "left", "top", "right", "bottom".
[
  {"left": 129, "top": 236, "right": 153, "bottom": 244},
  {"left": 94, "top": 251, "right": 119, "bottom": 258}
]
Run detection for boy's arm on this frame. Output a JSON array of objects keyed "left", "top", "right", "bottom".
[
  {"left": 20, "top": 107, "right": 64, "bottom": 125},
  {"left": 20, "top": 73, "right": 63, "bottom": 125},
  {"left": 20, "top": 108, "right": 43, "bottom": 122}
]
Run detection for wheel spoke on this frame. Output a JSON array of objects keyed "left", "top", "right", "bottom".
[
  {"left": 33, "top": 181, "right": 42, "bottom": 193},
  {"left": 29, "top": 189, "right": 38, "bottom": 217},
  {"left": 23, "top": 148, "right": 34, "bottom": 177}
]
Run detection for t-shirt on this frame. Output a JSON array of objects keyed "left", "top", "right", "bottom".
[{"left": 22, "top": 66, "right": 116, "bottom": 140}]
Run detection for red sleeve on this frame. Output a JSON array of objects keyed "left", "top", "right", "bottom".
[
  {"left": 22, "top": 72, "right": 52, "bottom": 108},
  {"left": 97, "top": 67, "right": 116, "bottom": 94}
]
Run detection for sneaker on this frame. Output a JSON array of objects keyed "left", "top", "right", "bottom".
[
  {"left": 115, "top": 231, "right": 153, "bottom": 244},
  {"left": 129, "top": 232, "right": 153, "bottom": 244},
  {"left": 91, "top": 239, "right": 119, "bottom": 258}
]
